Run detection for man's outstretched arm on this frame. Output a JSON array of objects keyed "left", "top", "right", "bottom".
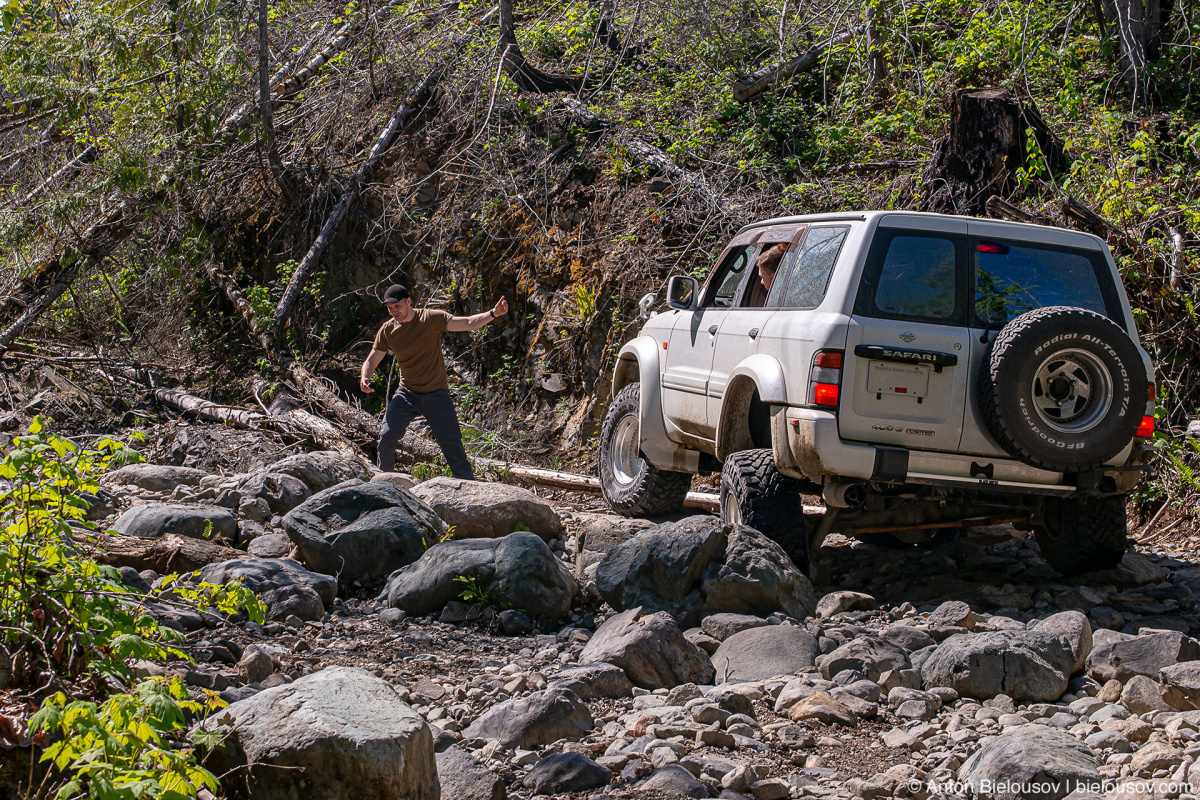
[
  {"left": 446, "top": 296, "right": 508, "bottom": 332},
  {"left": 360, "top": 349, "right": 387, "bottom": 393}
]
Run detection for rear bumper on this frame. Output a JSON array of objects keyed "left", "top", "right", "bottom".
[{"left": 775, "top": 407, "right": 1144, "bottom": 496}]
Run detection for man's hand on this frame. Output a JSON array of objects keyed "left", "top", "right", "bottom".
[
  {"left": 360, "top": 378, "right": 374, "bottom": 394},
  {"left": 492, "top": 296, "right": 508, "bottom": 318}
]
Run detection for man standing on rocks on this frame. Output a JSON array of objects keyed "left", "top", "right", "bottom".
[{"left": 360, "top": 284, "right": 507, "bottom": 479}]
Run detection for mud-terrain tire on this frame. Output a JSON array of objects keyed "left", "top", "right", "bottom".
[
  {"left": 720, "top": 448, "right": 810, "bottom": 571},
  {"left": 599, "top": 382, "right": 691, "bottom": 516},
  {"left": 1034, "top": 495, "right": 1128, "bottom": 574},
  {"left": 978, "top": 306, "right": 1147, "bottom": 472}
]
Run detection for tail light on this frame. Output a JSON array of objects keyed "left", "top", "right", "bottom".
[
  {"left": 810, "top": 349, "right": 843, "bottom": 407},
  {"left": 1135, "top": 416, "right": 1155, "bottom": 438}
]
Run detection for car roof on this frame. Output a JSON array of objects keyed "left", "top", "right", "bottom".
[{"left": 737, "top": 210, "right": 1108, "bottom": 250}]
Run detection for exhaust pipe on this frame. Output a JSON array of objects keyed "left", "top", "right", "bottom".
[{"left": 823, "top": 481, "right": 867, "bottom": 509}]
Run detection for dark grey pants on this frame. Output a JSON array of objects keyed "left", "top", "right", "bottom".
[{"left": 378, "top": 387, "right": 474, "bottom": 479}]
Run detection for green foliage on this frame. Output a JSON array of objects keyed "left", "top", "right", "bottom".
[
  {"left": 453, "top": 575, "right": 498, "bottom": 608},
  {"left": 29, "top": 677, "right": 224, "bottom": 800}
]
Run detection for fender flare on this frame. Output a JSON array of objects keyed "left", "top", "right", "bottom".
[
  {"left": 613, "top": 337, "right": 699, "bottom": 472},
  {"left": 715, "top": 354, "right": 788, "bottom": 462}
]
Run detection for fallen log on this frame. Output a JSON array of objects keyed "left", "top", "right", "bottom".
[
  {"left": 984, "top": 195, "right": 1041, "bottom": 224},
  {"left": 14, "top": 145, "right": 99, "bottom": 209},
  {"left": 272, "top": 71, "right": 440, "bottom": 331},
  {"left": 733, "top": 26, "right": 866, "bottom": 103},
  {"left": 85, "top": 533, "right": 242, "bottom": 574},
  {"left": 1060, "top": 194, "right": 1139, "bottom": 255},
  {"left": 480, "top": 459, "right": 723, "bottom": 512}
]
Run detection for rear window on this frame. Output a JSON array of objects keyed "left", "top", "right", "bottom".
[
  {"left": 856, "top": 229, "right": 965, "bottom": 324},
  {"left": 973, "top": 240, "right": 1118, "bottom": 325},
  {"left": 768, "top": 226, "right": 848, "bottom": 308}
]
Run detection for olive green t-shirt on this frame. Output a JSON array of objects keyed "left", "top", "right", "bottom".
[{"left": 371, "top": 309, "right": 453, "bottom": 393}]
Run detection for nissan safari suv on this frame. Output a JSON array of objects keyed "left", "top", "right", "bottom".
[{"left": 598, "top": 211, "right": 1156, "bottom": 575}]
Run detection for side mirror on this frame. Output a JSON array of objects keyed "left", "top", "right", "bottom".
[
  {"left": 637, "top": 293, "right": 656, "bottom": 320},
  {"left": 667, "top": 275, "right": 698, "bottom": 310}
]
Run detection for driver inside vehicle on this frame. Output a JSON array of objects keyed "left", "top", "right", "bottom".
[{"left": 745, "top": 243, "right": 789, "bottom": 307}]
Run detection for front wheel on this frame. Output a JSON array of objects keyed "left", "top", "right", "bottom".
[
  {"left": 720, "top": 448, "right": 810, "bottom": 572},
  {"left": 1034, "top": 495, "right": 1129, "bottom": 574},
  {"left": 598, "top": 383, "right": 691, "bottom": 516}
]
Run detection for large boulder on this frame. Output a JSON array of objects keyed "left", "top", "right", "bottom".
[
  {"left": 958, "top": 726, "right": 1100, "bottom": 800},
  {"left": 410, "top": 477, "right": 564, "bottom": 541},
  {"left": 380, "top": 532, "right": 577, "bottom": 619},
  {"left": 197, "top": 558, "right": 337, "bottom": 607},
  {"left": 283, "top": 481, "right": 444, "bottom": 582},
  {"left": 462, "top": 687, "right": 593, "bottom": 749},
  {"left": 237, "top": 472, "right": 311, "bottom": 515},
  {"left": 522, "top": 752, "right": 610, "bottom": 794},
  {"left": 1161, "top": 661, "right": 1200, "bottom": 710},
  {"left": 1032, "top": 611, "right": 1093, "bottom": 674},
  {"left": 921, "top": 630, "right": 1074, "bottom": 702},
  {"left": 566, "top": 512, "right": 656, "bottom": 554},
  {"left": 1086, "top": 631, "right": 1200, "bottom": 683},
  {"left": 112, "top": 504, "right": 237, "bottom": 541},
  {"left": 818, "top": 636, "right": 911, "bottom": 682},
  {"left": 579, "top": 607, "right": 714, "bottom": 689},
  {"left": 270, "top": 450, "right": 371, "bottom": 494},
  {"left": 596, "top": 517, "right": 815, "bottom": 628},
  {"left": 710, "top": 625, "right": 820, "bottom": 683},
  {"left": 436, "top": 746, "right": 505, "bottom": 800},
  {"left": 102, "top": 464, "right": 208, "bottom": 492},
  {"left": 201, "top": 666, "right": 438, "bottom": 800}
]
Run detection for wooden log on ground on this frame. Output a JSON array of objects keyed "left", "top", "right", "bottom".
[
  {"left": 1060, "top": 194, "right": 1139, "bottom": 254},
  {"left": 86, "top": 533, "right": 242, "bottom": 573},
  {"left": 14, "top": 145, "right": 98, "bottom": 208},
  {"left": 733, "top": 26, "right": 865, "bottom": 103}
]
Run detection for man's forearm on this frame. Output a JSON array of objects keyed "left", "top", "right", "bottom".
[{"left": 461, "top": 310, "right": 496, "bottom": 331}]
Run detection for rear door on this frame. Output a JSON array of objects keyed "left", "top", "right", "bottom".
[
  {"left": 661, "top": 230, "right": 762, "bottom": 439},
  {"left": 839, "top": 216, "right": 972, "bottom": 453}
]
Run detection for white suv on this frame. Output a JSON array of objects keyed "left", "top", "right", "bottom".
[{"left": 598, "top": 211, "right": 1156, "bottom": 574}]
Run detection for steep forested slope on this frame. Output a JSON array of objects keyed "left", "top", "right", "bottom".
[{"left": 1, "top": 0, "right": 1197, "bottom": 510}]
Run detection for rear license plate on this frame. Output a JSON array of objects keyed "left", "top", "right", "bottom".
[{"left": 867, "top": 360, "right": 929, "bottom": 398}]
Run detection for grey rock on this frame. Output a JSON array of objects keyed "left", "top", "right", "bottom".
[
  {"left": 639, "top": 764, "right": 708, "bottom": 798},
  {"left": 816, "top": 591, "right": 877, "bottom": 619},
  {"left": 498, "top": 609, "right": 533, "bottom": 636},
  {"left": 580, "top": 607, "right": 714, "bottom": 689},
  {"left": 118, "top": 566, "right": 152, "bottom": 594},
  {"left": 959, "top": 726, "right": 1099, "bottom": 800},
  {"left": 522, "top": 752, "right": 610, "bottom": 794},
  {"left": 381, "top": 532, "right": 578, "bottom": 619},
  {"left": 370, "top": 472, "right": 419, "bottom": 490},
  {"left": 283, "top": 481, "right": 444, "bottom": 582},
  {"left": 437, "top": 745, "right": 505, "bottom": 800},
  {"left": 1077, "top": 553, "right": 1170, "bottom": 589},
  {"left": 112, "top": 504, "right": 237, "bottom": 541},
  {"left": 269, "top": 450, "right": 371, "bottom": 493},
  {"left": 103, "top": 464, "right": 209, "bottom": 492},
  {"left": 247, "top": 533, "right": 292, "bottom": 558},
  {"left": 201, "top": 666, "right": 438, "bottom": 800},
  {"left": 921, "top": 630, "right": 1074, "bottom": 702},
  {"left": 818, "top": 636, "right": 910, "bottom": 682},
  {"left": 710, "top": 625, "right": 819, "bottom": 683},
  {"left": 411, "top": 477, "right": 564, "bottom": 541},
  {"left": 1160, "top": 660, "right": 1200, "bottom": 710},
  {"left": 928, "top": 600, "right": 977, "bottom": 630},
  {"left": 567, "top": 512, "right": 656, "bottom": 553},
  {"left": 685, "top": 627, "right": 722, "bottom": 655},
  {"left": 1056, "top": 586, "right": 1109, "bottom": 613},
  {"left": 197, "top": 558, "right": 336, "bottom": 606},
  {"left": 237, "top": 646, "right": 273, "bottom": 684},
  {"left": 1119, "top": 674, "right": 1169, "bottom": 714},
  {"left": 1086, "top": 631, "right": 1200, "bottom": 683},
  {"left": 1032, "top": 610, "right": 1093, "bottom": 674},
  {"left": 701, "top": 613, "right": 768, "bottom": 642},
  {"left": 596, "top": 517, "right": 814, "bottom": 629},
  {"left": 378, "top": 608, "right": 406, "bottom": 625},
  {"left": 238, "top": 472, "right": 311, "bottom": 515},
  {"left": 462, "top": 687, "right": 593, "bottom": 749},
  {"left": 262, "top": 583, "right": 325, "bottom": 621},
  {"left": 880, "top": 624, "right": 936, "bottom": 653},
  {"left": 551, "top": 663, "right": 634, "bottom": 700}
]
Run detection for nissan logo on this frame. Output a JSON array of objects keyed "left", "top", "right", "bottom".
[{"left": 900, "top": 331, "right": 916, "bottom": 342}]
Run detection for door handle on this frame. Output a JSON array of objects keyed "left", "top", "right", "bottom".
[
  {"left": 748, "top": 328, "right": 759, "bottom": 339},
  {"left": 708, "top": 325, "right": 719, "bottom": 335}
]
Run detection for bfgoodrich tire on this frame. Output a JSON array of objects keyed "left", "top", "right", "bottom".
[
  {"left": 720, "top": 448, "right": 810, "bottom": 571},
  {"left": 978, "top": 306, "right": 1148, "bottom": 472},
  {"left": 1034, "top": 495, "right": 1128, "bottom": 574},
  {"left": 599, "top": 382, "right": 691, "bottom": 516}
]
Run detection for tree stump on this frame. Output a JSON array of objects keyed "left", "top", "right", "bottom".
[{"left": 919, "top": 87, "right": 1066, "bottom": 216}]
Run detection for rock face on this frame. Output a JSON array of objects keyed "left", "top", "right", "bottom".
[
  {"left": 958, "top": 726, "right": 1100, "bottom": 800},
  {"left": 238, "top": 472, "right": 311, "bottom": 515},
  {"left": 579, "top": 607, "right": 715, "bottom": 689},
  {"left": 921, "top": 630, "right": 1074, "bottom": 702},
  {"left": 283, "top": 481, "right": 445, "bottom": 582},
  {"left": 112, "top": 504, "right": 237, "bottom": 541},
  {"left": 710, "top": 625, "right": 820, "bottom": 683},
  {"left": 410, "top": 477, "right": 564, "bottom": 541},
  {"left": 595, "top": 517, "right": 815, "bottom": 628},
  {"left": 269, "top": 450, "right": 371, "bottom": 493},
  {"left": 102, "top": 464, "right": 208, "bottom": 492},
  {"left": 202, "top": 666, "right": 438, "bottom": 800},
  {"left": 197, "top": 558, "right": 337, "bottom": 607},
  {"left": 1086, "top": 631, "right": 1200, "bottom": 683},
  {"left": 462, "top": 687, "right": 593, "bottom": 749},
  {"left": 380, "top": 532, "right": 578, "bottom": 619},
  {"left": 436, "top": 745, "right": 505, "bottom": 800}
]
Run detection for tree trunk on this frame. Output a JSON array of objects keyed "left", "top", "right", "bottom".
[
  {"left": 14, "top": 146, "right": 98, "bottom": 208},
  {"left": 732, "top": 26, "right": 865, "bottom": 103},
  {"left": 258, "top": 0, "right": 287, "bottom": 190},
  {"left": 497, "top": 0, "right": 586, "bottom": 93},
  {"left": 919, "top": 87, "right": 1066, "bottom": 216},
  {"left": 86, "top": 533, "right": 242, "bottom": 573}
]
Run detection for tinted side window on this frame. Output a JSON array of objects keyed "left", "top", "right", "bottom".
[
  {"left": 769, "top": 226, "right": 849, "bottom": 308},
  {"left": 705, "top": 246, "right": 755, "bottom": 307},
  {"left": 973, "top": 240, "right": 1118, "bottom": 326},
  {"left": 856, "top": 230, "right": 965, "bottom": 325}
]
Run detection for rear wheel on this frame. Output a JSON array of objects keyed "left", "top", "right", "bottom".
[
  {"left": 720, "top": 448, "right": 810, "bottom": 571},
  {"left": 1034, "top": 495, "right": 1129, "bottom": 574},
  {"left": 599, "top": 383, "right": 691, "bottom": 516}
]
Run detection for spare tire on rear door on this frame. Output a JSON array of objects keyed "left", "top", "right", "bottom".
[{"left": 978, "top": 306, "right": 1147, "bottom": 472}]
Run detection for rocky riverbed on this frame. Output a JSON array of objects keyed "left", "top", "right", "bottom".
[{"left": 72, "top": 449, "right": 1200, "bottom": 799}]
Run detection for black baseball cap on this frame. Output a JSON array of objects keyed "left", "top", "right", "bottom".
[{"left": 383, "top": 284, "right": 410, "bottom": 304}]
